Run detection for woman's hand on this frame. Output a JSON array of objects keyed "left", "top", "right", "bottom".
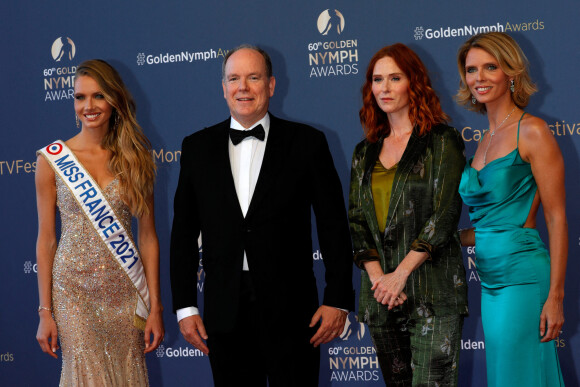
[
  {"left": 371, "top": 271, "right": 408, "bottom": 309},
  {"left": 540, "top": 294, "right": 564, "bottom": 342},
  {"left": 36, "top": 311, "right": 59, "bottom": 358},
  {"left": 144, "top": 309, "right": 165, "bottom": 353}
]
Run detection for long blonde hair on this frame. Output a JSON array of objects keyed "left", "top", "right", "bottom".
[{"left": 75, "top": 59, "right": 156, "bottom": 217}]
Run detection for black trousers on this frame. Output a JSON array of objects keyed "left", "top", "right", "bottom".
[{"left": 207, "top": 272, "right": 320, "bottom": 387}]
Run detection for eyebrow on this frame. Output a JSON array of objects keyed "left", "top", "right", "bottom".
[
  {"left": 466, "top": 61, "right": 497, "bottom": 67},
  {"left": 73, "top": 91, "right": 103, "bottom": 96},
  {"left": 227, "top": 72, "right": 262, "bottom": 78},
  {"left": 373, "top": 72, "right": 404, "bottom": 76}
]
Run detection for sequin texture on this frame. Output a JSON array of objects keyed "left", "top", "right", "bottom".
[{"left": 52, "top": 175, "right": 149, "bottom": 386}]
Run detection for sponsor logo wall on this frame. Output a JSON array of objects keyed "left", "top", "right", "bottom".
[{"left": 1, "top": 1, "right": 579, "bottom": 386}]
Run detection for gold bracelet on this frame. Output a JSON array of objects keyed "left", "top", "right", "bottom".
[{"left": 38, "top": 306, "right": 52, "bottom": 313}]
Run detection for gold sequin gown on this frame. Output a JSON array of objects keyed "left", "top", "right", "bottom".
[{"left": 52, "top": 175, "right": 149, "bottom": 386}]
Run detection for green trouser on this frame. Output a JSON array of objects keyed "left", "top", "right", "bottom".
[{"left": 369, "top": 311, "right": 464, "bottom": 386}]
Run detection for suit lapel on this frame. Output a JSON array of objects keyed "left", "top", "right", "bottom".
[
  {"left": 384, "top": 131, "right": 429, "bottom": 230},
  {"left": 245, "top": 115, "right": 284, "bottom": 219},
  {"left": 360, "top": 139, "right": 383, "bottom": 245},
  {"left": 215, "top": 119, "right": 245, "bottom": 219}
]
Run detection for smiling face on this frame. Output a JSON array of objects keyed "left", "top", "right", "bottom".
[
  {"left": 222, "top": 48, "right": 275, "bottom": 128},
  {"left": 74, "top": 75, "right": 113, "bottom": 132},
  {"left": 464, "top": 47, "right": 512, "bottom": 107},
  {"left": 371, "top": 56, "right": 410, "bottom": 117}
]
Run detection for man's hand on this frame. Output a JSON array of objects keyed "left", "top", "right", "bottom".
[
  {"left": 309, "top": 305, "right": 348, "bottom": 347},
  {"left": 179, "top": 315, "right": 209, "bottom": 354}
]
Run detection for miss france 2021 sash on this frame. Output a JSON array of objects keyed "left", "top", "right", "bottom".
[{"left": 38, "top": 140, "right": 150, "bottom": 330}]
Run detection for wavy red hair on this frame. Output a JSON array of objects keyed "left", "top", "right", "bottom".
[{"left": 359, "top": 43, "right": 449, "bottom": 143}]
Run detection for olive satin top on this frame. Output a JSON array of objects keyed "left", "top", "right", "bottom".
[{"left": 371, "top": 160, "right": 397, "bottom": 233}]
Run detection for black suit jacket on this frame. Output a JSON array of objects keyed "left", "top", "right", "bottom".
[{"left": 170, "top": 114, "right": 354, "bottom": 334}]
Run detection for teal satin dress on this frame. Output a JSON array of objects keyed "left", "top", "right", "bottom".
[{"left": 459, "top": 113, "right": 564, "bottom": 386}]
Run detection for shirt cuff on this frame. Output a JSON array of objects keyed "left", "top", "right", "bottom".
[{"left": 176, "top": 306, "right": 199, "bottom": 322}]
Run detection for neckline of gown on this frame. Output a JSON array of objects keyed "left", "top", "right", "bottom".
[
  {"left": 61, "top": 140, "right": 118, "bottom": 191},
  {"left": 468, "top": 147, "right": 518, "bottom": 174}
]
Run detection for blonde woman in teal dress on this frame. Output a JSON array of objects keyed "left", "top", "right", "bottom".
[{"left": 456, "top": 32, "right": 567, "bottom": 386}]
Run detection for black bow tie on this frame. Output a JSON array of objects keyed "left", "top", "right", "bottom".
[{"left": 229, "top": 124, "right": 265, "bottom": 145}]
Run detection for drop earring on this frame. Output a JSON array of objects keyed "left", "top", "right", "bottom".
[
  {"left": 471, "top": 95, "right": 477, "bottom": 105},
  {"left": 510, "top": 79, "right": 515, "bottom": 93},
  {"left": 76, "top": 114, "right": 80, "bottom": 128}
]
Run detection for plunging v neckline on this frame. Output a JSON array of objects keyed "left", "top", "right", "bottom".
[{"left": 63, "top": 142, "right": 117, "bottom": 191}]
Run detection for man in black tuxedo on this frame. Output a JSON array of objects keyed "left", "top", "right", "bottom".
[{"left": 170, "top": 45, "right": 354, "bottom": 386}]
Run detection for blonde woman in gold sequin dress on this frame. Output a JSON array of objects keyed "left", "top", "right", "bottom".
[{"left": 35, "top": 59, "right": 164, "bottom": 386}]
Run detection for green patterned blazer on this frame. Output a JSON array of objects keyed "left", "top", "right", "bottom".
[{"left": 349, "top": 124, "right": 468, "bottom": 327}]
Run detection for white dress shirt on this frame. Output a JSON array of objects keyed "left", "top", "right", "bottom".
[{"left": 177, "top": 114, "right": 270, "bottom": 322}]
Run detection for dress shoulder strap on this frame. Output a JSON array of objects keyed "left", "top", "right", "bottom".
[{"left": 516, "top": 112, "right": 526, "bottom": 147}]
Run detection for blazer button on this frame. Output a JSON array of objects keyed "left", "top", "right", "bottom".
[{"left": 246, "top": 228, "right": 251, "bottom": 233}]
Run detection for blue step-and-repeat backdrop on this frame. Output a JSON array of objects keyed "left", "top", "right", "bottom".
[{"left": 1, "top": 1, "right": 579, "bottom": 386}]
